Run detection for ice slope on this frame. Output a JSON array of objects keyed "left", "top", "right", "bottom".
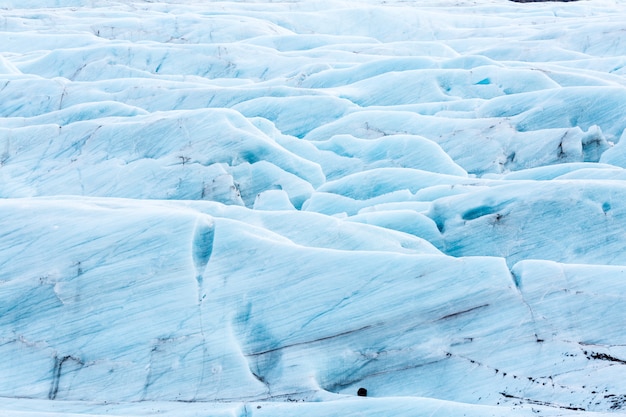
[{"left": 1, "top": 0, "right": 626, "bottom": 416}]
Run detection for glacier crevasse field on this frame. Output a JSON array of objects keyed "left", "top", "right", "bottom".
[{"left": 1, "top": 0, "right": 626, "bottom": 416}]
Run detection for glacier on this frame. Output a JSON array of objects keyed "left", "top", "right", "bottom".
[{"left": 1, "top": 0, "right": 626, "bottom": 416}]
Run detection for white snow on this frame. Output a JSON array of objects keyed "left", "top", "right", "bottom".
[{"left": 1, "top": 0, "right": 626, "bottom": 416}]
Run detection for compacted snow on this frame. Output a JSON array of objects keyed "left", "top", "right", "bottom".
[{"left": 1, "top": 0, "right": 626, "bottom": 416}]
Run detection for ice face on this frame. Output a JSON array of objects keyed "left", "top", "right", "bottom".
[{"left": 1, "top": 0, "right": 626, "bottom": 416}]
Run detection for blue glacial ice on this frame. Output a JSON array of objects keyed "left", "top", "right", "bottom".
[{"left": 1, "top": 0, "right": 626, "bottom": 416}]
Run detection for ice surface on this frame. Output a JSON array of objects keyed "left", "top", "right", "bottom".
[{"left": 2, "top": 0, "right": 626, "bottom": 416}]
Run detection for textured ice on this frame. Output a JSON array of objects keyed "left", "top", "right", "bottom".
[{"left": 1, "top": 0, "right": 626, "bottom": 416}]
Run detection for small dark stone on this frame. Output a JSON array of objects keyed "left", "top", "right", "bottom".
[{"left": 357, "top": 387, "right": 368, "bottom": 397}]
